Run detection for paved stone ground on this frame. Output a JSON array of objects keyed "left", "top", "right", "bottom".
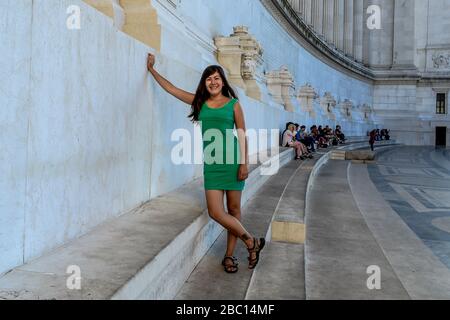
[
  {"left": 360, "top": 146, "right": 450, "bottom": 299},
  {"left": 368, "top": 147, "right": 450, "bottom": 270},
  {"left": 306, "top": 159, "right": 410, "bottom": 300},
  {"left": 306, "top": 146, "right": 450, "bottom": 300}
]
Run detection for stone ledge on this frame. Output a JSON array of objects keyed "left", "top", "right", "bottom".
[
  {"left": 0, "top": 148, "right": 294, "bottom": 300},
  {"left": 270, "top": 137, "right": 384, "bottom": 245},
  {"left": 346, "top": 150, "right": 375, "bottom": 161}
]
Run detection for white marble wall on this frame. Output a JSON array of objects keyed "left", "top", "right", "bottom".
[
  {"left": 372, "top": 0, "right": 450, "bottom": 146},
  {"left": 0, "top": 0, "right": 375, "bottom": 275},
  {"left": 0, "top": 0, "right": 33, "bottom": 276},
  {"left": 374, "top": 84, "right": 450, "bottom": 146}
]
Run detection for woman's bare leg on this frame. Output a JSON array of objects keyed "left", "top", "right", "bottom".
[
  {"left": 225, "top": 190, "right": 242, "bottom": 257},
  {"left": 300, "top": 142, "right": 308, "bottom": 154},
  {"left": 205, "top": 190, "right": 253, "bottom": 248},
  {"left": 294, "top": 143, "right": 303, "bottom": 157}
]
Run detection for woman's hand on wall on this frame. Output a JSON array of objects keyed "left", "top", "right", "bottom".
[{"left": 147, "top": 53, "right": 155, "bottom": 71}]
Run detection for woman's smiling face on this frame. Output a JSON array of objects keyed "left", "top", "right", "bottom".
[{"left": 205, "top": 71, "right": 223, "bottom": 96}]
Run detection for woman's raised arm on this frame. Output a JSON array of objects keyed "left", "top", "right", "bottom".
[{"left": 147, "top": 53, "right": 195, "bottom": 105}]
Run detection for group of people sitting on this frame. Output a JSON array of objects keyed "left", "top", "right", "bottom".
[{"left": 282, "top": 122, "right": 347, "bottom": 160}]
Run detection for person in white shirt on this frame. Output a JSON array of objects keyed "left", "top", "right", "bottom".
[{"left": 282, "top": 123, "right": 311, "bottom": 160}]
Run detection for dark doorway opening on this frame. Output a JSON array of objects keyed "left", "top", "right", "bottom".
[{"left": 436, "top": 127, "right": 447, "bottom": 147}]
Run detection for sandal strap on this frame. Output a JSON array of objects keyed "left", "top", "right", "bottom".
[
  {"left": 247, "top": 237, "right": 259, "bottom": 253},
  {"left": 222, "top": 256, "right": 238, "bottom": 266}
]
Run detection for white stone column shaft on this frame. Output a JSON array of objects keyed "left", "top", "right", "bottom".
[
  {"left": 312, "top": 0, "right": 324, "bottom": 34},
  {"left": 353, "top": 0, "right": 363, "bottom": 62},
  {"left": 366, "top": 0, "right": 394, "bottom": 68},
  {"left": 299, "top": 0, "right": 305, "bottom": 17},
  {"left": 304, "top": 0, "right": 312, "bottom": 25},
  {"left": 290, "top": 0, "right": 301, "bottom": 15},
  {"left": 392, "top": 0, "right": 416, "bottom": 69},
  {"left": 323, "top": 0, "right": 334, "bottom": 43},
  {"left": 344, "top": 0, "right": 354, "bottom": 56},
  {"left": 333, "top": 0, "right": 345, "bottom": 51}
]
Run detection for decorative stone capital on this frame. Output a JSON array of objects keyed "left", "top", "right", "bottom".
[
  {"left": 321, "top": 92, "right": 337, "bottom": 120},
  {"left": 362, "top": 104, "right": 373, "bottom": 122},
  {"left": 215, "top": 26, "right": 265, "bottom": 101},
  {"left": 215, "top": 36, "right": 246, "bottom": 90},
  {"left": 298, "top": 83, "right": 318, "bottom": 117},
  {"left": 266, "top": 66, "right": 296, "bottom": 112},
  {"left": 339, "top": 99, "right": 353, "bottom": 119}
]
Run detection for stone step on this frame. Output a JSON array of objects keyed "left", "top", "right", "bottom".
[
  {"left": 0, "top": 137, "right": 382, "bottom": 300},
  {"left": 305, "top": 160, "right": 410, "bottom": 299},
  {"left": 0, "top": 147, "right": 295, "bottom": 300},
  {"left": 215, "top": 139, "right": 400, "bottom": 301},
  {"left": 270, "top": 156, "right": 322, "bottom": 244},
  {"left": 175, "top": 139, "right": 375, "bottom": 301},
  {"left": 175, "top": 159, "right": 307, "bottom": 300},
  {"left": 303, "top": 141, "right": 407, "bottom": 299},
  {"left": 245, "top": 241, "right": 305, "bottom": 300},
  {"left": 230, "top": 139, "right": 377, "bottom": 301}
]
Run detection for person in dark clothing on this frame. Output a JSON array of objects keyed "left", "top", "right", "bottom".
[
  {"left": 296, "top": 125, "right": 316, "bottom": 152},
  {"left": 369, "top": 129, "right": 376, "bottom": 151},
  {"left": 335, "top": 125, "right": 346, "bottom": 143}
]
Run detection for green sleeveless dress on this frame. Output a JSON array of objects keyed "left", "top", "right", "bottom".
[{"left": 198, "top": 98, "right": 245, "bottom": 191}]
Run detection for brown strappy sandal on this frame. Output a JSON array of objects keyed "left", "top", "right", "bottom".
[
  {"left": 247, "top": 237, "right": 266, "bottom": 269},
  {"left": 222, "top": 256, "right": 239, "bottom": 274}
]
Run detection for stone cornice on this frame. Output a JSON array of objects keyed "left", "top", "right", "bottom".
[
  {"left": 261, "top": 0, "right": 375, "bottom": 83},
  {"left": 262, "top": 0, "right": 450, "bottom": 85}
]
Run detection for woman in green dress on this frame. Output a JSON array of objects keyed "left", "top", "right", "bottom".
[{"left": 147, "top": 53, "right": 265, "bottom": 273}]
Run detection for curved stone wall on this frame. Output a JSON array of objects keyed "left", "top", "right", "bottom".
[{"left": 0, "top": 0, "right": 376, "bottom": 276}]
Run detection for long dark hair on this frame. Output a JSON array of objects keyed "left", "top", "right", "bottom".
[{"left": 189, "top": 65, "right": 238, "bottom": 122}]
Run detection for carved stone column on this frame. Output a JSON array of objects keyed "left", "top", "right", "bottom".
[
  {"left": 353, "top": 0, "right": 363, "bottom": 62},
  {"left": 365, "top": 0, "right": 394, "bottom": 69},
  {"left": 312, "top": 0, "right": 324, "bottom": 35},
  {"left": 266, "top": 67, "right": 296, "bottom": 112},
  {"left": 323, "top": 0, "right": 334, "bottom": 44},
  {"left": 344, "top": 0, "right": 354, "bottom": 57},
  {"left": 298, "top": 83, "right": 317, "bottom": 118},
  {"left": 299, "top": 0, "right": 305, "bottom": 17},
  {"left": 333, "top": 0, "right": 345, "bottom": 51},
  {"left": 289, "top": 0, "right": 301, "bottom": 15},
  {"left": 304, "top": 0, "right": 312, "bottom": 26},
  {"left": 392, "top": 0, "right": 416, "bottom": 70}
]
